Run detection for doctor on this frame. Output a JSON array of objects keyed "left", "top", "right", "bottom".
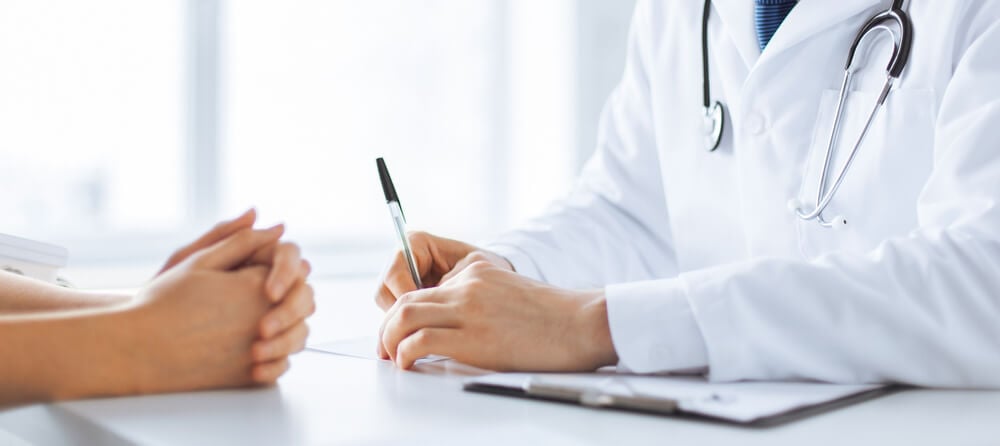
[{"left": 376, "top": 0, "right": 1000, "bottom": 387}]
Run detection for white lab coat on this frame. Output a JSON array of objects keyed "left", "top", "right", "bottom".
[{"left": 487, "top": 0, "right": 1000, "bottom": 387}]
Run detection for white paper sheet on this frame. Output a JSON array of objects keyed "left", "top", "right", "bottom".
[
  {"left": 468, "top": 372, "right": 885, "bottom": 424},
  {"left": 308, "top": 336, "right": 448, "bottom": 365}
]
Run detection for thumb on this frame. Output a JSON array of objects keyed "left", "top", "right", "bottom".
[{"left": 192, "top": 225, "right": 285, "bottom": 271}]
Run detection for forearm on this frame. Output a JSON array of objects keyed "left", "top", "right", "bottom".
[
  {"left": 0, "top": 305, "right": 140, "bottom": 406},
  {"left": 0, "top": 272, "right": 131, "bottom": 313}
]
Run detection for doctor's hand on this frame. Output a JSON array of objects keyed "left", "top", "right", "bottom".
[
  {"left": 374, "top": 232, "right": 512, "bottom": 312},
  {"left": 377, "top": 261, "right": 619, "bottom": 371}
]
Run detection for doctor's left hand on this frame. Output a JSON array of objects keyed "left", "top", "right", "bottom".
[{"left": 378, "top": 261, "right": 619, "bottom": 371}]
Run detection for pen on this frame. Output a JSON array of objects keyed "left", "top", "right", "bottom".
[{"left": 376, "top": 157, "right": 423, "bottom": 289}]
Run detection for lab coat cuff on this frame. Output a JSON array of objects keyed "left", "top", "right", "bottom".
[
  {"left": 484, "top": 244, "right": 545, "bottom": 282},
  {"left": 605, "top": 279, "right": 709, "bottom": 373}
]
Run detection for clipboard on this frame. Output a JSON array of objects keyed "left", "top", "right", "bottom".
[{"left": 464, "top": 372, "right": 894, "bottom": 427}]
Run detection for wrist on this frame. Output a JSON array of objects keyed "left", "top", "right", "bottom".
[
  {"left": 79, "top": 303, "right": 149, "bottom": 398},
  {"left": 110, "top": 301, "right": 162, "bottom": 395},
  {"left": 573, "top": 289, "right": 619, "bottom": 370}
]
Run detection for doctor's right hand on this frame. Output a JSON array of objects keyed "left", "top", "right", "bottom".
[{"left": 374, "top": 232, "right": 513, "bottom": 312}]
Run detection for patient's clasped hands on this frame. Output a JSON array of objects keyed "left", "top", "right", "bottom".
[
  {"left": 0, "top": 208, "right": 315, "bottom": 405},
  {"left": 136, "top": 208, "right": 316, "bottom": 393}
]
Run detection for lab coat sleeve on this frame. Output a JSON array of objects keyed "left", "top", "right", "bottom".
[
  {"left": 644, "top": 17, "right": 1000, "bottom": 387},
  {"left": 487, "top": 0, "right": 679, "bottom": 289}
]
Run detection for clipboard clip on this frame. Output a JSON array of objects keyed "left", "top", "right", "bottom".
[{"left": 524, "top": 379, "right": 677, "bottom": 415}]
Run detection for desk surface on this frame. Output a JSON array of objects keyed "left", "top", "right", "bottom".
[{"left": 2, "top": 278, "right": 999, "bottom": 446}]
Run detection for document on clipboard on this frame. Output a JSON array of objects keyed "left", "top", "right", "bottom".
[{"left": 464, "top": 372, "right": 891, "bottom": 427}]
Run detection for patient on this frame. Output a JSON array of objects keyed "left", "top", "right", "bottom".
[{"left": 0, "top": 209, "right": 315, "bottom": 406}]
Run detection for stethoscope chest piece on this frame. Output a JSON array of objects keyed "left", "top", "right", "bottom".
[{"left": 703, "top": 101, "right": 725, "bottom": 152}]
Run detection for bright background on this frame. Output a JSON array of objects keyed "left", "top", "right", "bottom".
[{"left": 0, "top": 0, "right": 635, "bottom": 287}]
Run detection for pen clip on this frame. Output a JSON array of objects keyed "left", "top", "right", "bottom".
[{"left": 524, "top": 379, "right": 677, "bottom": 415}]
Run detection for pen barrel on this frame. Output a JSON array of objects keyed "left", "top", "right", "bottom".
[{"left": 388, "top": 201, "right": 423, "bottom": 289}]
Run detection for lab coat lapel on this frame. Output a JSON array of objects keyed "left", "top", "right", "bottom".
[
  {"left": 709, "top": 0, "right": 760, "bottom": 68},
  {"left": 759, "top": 0, "right": 882, "bottom": 63}
]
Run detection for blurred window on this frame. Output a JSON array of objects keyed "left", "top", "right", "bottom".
[
  {"left": 0, "top": 0, "right": 630, "bottom": 282},
  {"left": 0, "top": 1, "right": 184, "bottom": 242}
]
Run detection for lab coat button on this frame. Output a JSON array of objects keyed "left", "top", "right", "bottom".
[{"left": 744, "top": 113, "right": 766, "bottom": 135}]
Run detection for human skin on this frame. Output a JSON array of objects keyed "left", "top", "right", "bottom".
[
  {"left": 0, "top": 210, "right": 316, "bottom": 406},
  {"left": 375, "top": 231, "right": 618, "bottom": 371}
]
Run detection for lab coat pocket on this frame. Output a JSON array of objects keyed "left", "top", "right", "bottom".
[{"left": 795, "top": 87, "right": 936, "bottom": 258}]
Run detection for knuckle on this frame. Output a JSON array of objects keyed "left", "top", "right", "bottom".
[
  {"left": 246, "top": 267, "right": 269, "bottom": 285},
  {"left": 465, "top": 276, "right": 487, "bottom": 293},
  {"left": 411, "top": 329, "right": 434, "bottom": 348},
  {"left": 467, "top": 260, "right": 493, "bottom": 274},
  {"left": 466, "top": 251, "right": 489, "bottom": 263},
  {"left": 456, "top": 288, "right": 482, "bottom": 311},
  {"left": 397, "top": 304, "right": 416, "bottom": 324},
  {"left": 397, "top": 292, "right": 414, "bottom": 304}
]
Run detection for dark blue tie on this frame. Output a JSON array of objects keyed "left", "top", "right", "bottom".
[{"left": 755, "top": 0, "right": 797, "bottom": 51}]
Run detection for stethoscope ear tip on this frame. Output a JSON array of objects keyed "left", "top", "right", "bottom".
[{"left": 787, "top": 198, "right": 849, "bottom": 229}]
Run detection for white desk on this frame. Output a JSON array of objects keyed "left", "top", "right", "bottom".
[{"left": 2, "top": 278, "right": 999, "bottom": 445}]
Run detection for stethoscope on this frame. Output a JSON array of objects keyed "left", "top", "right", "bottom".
[{"left": 701, "top": 0, "right": 913, "bottom": 228}]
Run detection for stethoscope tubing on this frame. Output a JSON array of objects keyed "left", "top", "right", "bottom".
[{"left": 700, "top": 0, "right": 913, "bottom": 228}]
